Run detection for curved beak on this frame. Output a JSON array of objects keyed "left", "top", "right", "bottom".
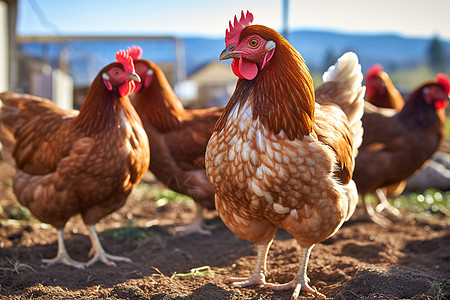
[
  {"left": 128, "top": 71, "right": 141, "bottom": 82},
  {"left": 220, "top": 48, "right": 241, "bottom": 61}
]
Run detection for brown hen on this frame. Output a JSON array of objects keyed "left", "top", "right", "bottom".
[
  {"left": 360, "top": 64, "right": 407, "bottom": 223},
  {"left": 354, "top": 74, "right": 449, "bottom": 224},
  {"left": 365, "top": 63, "right": 404, "bottom": 110},
  {"left": 0, "top": 50, "right": 150, "bottom": 268},
  {"left": 129, "top": 46, "right": 224, "bottom": 235},
  {"left": 205, "top": 11, "right": 364, "bottom": 298}
]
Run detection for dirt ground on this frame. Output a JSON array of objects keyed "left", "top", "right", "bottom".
[{"left": 0, "top": 159, "right": 449, "bottom": 300}]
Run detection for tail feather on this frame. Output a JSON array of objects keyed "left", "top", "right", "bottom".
[
  {"left": 318, "top": 52, "right": 365, "bottom": 154},
  {"left": 317, "top": 52, "right": 365, "bottom": 222}
]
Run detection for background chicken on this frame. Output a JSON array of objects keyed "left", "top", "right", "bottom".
[
  {"left": 360, "top": 63, "right": 407, "bottom": 222},
  {"left": 354, "top": 73, "right": 449, "bottom": 225},
  {"left": 0, "top": 50, "right": 150, "bottom": 269},
  {"left": 129, "top": 46, "right": 224, "bottom": 235},
  {"left": 364, "top": 63, "right": 404, "bottom": 110},
  {"left": 205, "top": 11, "right": 364, "bottom": 298}
]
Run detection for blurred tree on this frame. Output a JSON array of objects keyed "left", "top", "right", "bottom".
[{"left": 428, "top": 35, "right": 445, "bottom": 72}]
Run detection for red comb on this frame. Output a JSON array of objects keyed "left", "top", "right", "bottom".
[
  {"left": 127, "top": 45, "right": 143, "bottom": 61},
  {"left": 115, "top": 49, "right": 135, "bottom": 73},
  {"left": 436, "top": 73, "right": 450, "bottom": 95},
  {"left": 225, "top": 10, "right": 254, "bottom": 47},
  {"left": 366, "top": 64, "right": 383, "bottom": 80}
]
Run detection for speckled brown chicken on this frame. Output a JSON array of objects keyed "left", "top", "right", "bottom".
[
  {"left": 0, "top": 50, "right": 150, "bottom": 269},
  {"left": 205, "top": 11, "right": 365, "bottom": 299},
  {"left": 128, "top": 46, "right": 224, "bottom": 235}
]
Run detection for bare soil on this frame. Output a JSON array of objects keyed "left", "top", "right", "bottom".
[{"left": 0, "top": 160, "right": 449, "bottom": 300}]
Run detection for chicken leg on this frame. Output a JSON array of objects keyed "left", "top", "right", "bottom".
[
  {"left": 225, "top": 239, "right": 273, "bottom": 287},
  {"left": 363, "top": 195, "right": 390, "bottom": 226},
  {"left": 174, "top": 203, "right": 213, "bottom": 236},
  {"left": 265, "top": 246, "right": 325, "bottom": 299},
  {"left": 42, "top": 228, "right": 85, "bottom": 269},
  {"left": 363, "top": 189, "right": 400, "bottom": 226},
  {"left": 85, "top": 225, "right": 132, "bottom": 267},
  {"left": 375, "top": 188, "right": 401, "bottom": 217}
]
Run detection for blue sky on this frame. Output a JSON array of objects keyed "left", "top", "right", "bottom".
[{"left": 17, "top": 0, "right": 450, "bottom": 40}]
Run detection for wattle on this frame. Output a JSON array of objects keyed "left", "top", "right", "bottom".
[
  {"left": 231, "top": 59, "right": 244, "bottom": 79},
  {"left": 119, "top": 81, "right": 136, "bottom": 97},
  {"left": 134, "top": 82, "right": 143, "bottom": 93},
  {"left": 232, "top": 57, "right": 258, "bottom": 80},
  {"left": 434, "top": 99, "right": 448, "bottom": 110}
]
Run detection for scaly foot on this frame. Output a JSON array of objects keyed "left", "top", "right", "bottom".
[
  {"left": 364, "top": 195, "right": 392, "bottom": 226},
  {"left": 42, "top": 256, "right": 85, "bottom": 269},
  {"left": 42, "top": 228, "right": 85, "bottom": 269},
  {"left": 174, "top": 222, "right": 212, "bottom": 236},
  {"left": 174, "top": 203, "right": 214, "bottom": 236},
  {"left": 85, "top": 249, "right": 132, "bottom": 267},
  {"left": 265, "top": 279, "right": 325, "bottom": 299},
  {"left": 85, "top": 224, "right": 132, "bottom": 267},
  {"left": 375, "top": 201, "right": 401, "bottom": 217},
  {"left": 225, "top": 273, "right": 267, "bottom": 287}
]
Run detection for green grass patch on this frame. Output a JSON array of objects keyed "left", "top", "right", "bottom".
[
  {"left": 133, "top": 182, "right": 194, "bottom": 207},
  {"left": 427, "top": 281, "right": 446, "bottom": 300},
  {"left": 102, "top": 219, "right": 166, "bottom": 246},
  {"left": 2, "top": 205, "right": 30, "bottom": 220},
  {"left": 153, "top": 188, "right": 194, "bottom": 207},
  {"left": 171, "top": 266, "right": 212, "bottom": 279},
  {"left": 363, "top": 189, "right": 450, "bottom": 218},
  {"left": 103, "top": 220, "right": 149, "bottom": 243},
  {"left": 393, "top": 189, "right": 450, "bottom": 217}
]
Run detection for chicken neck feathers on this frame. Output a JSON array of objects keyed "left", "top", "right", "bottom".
[
  {"left": 132, "top": 60, "right": 185, "bottom": 133},
  {"left": 132, "top": 59, "right": 225, "bottom": 169},
  {"left": 214, "top": 25, "right": 315, "bottom": 141}
]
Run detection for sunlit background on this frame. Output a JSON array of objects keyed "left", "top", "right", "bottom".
[{"left": 1, "top": 0, "right": 449, "bottom": 109}]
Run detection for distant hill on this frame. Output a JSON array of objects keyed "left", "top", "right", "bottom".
[
  {"left": 184, "top": 30, "right": 449, "bottom": 74},
  {"left": 19, "top": 30, "right": 450, "bottom": 86}
]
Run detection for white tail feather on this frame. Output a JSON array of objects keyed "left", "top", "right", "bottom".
[
  {"left": 322, "top": 52, "right": 365, "bottom": 153},
  {"left": 321, "top": 52, "right": 365, "bottom": 221}
]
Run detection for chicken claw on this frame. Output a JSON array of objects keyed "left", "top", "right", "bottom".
[
  {"left": 225, "top": 241, "right": 271, "bottom": 287},
  {"left": 225, "top": 273, "right": 267, "bottom": 287},
  {"left": 85, "top": 225, "right": 132, "bottom": 267},
  {"left": 42, "top": 256, "right": 85, "bottom": 270},
  {"left": 42, "top": 229, "right": 85, "bottom": 269},
  {"left": 174, "top": 224, "right": 212, "bottom": 236},
  {"left": 86, "top": 249, "right": 132, "bottom": 267},
  {"left": 264, "top": 246, "right": 325, "bottom": 299},
  {"left": 265, "top": 280, "right": 325, "bottom": 299},
  {"left": 174, "top": 203, "right": 213, "bottom": 236},
  {"left": 363, "top": 194, "right": 393, "bottom": 226},
  {"left": 374, "top": 188, "right": 401, "bottom": 217}
]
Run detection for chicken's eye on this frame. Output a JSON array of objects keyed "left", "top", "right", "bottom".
[
  {"left": 113, "top": 69, "right": 120, "bottom": 76},
  {"left": 248, "top": 38, "right": 259, "bottom": 48}
]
